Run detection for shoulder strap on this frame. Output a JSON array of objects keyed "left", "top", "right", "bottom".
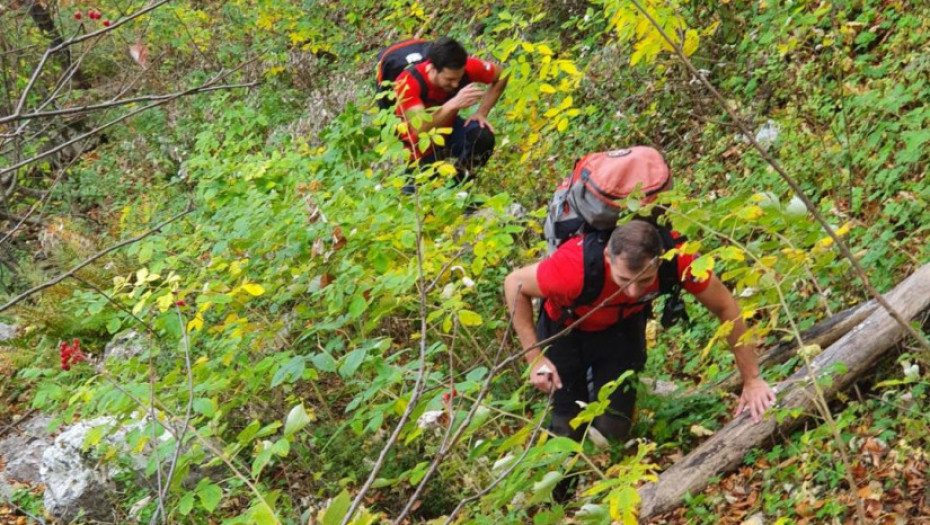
[
  {"left": 656, "top": 227, "right": 682, "bottom": 296},
  {"left": 574, "top": 231, "right": 610, "bottom": 308},
  {"left": 655, "top": 226, "right": 691, "bottom": 328},
  {"left": 408, "top": 67, "right": 438, "bottom": 106}
]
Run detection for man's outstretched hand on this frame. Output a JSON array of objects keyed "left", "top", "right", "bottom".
[
  {"left": 529, "top": 357, "right": 562, "bottom": 394},
  {"left": 735, "top": 377, "right": 776, "bottom": 423}
]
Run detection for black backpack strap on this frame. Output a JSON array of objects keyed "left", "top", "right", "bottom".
[
  {"left": 655, "top": 227, "right": 691, "bottom": 328},
  {"left": 407, "top": 67, "right": 434, "bottom": 106},
  {"left": 576, "top": 231, "right": 610, "bottom": 307}
]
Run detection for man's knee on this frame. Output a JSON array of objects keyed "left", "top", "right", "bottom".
[
  {"left": 549, "top": 412, "right": 585, "bottom": 442},
  {"left": 593, "top": 412, "right": 633, "bottom": 442},
  {"left": 463, "top": 126, "right": 495, "bottom": 167}
]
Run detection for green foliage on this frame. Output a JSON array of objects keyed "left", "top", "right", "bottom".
[{"left": 3, "top": 0, "right": 928, "bottom": 523}]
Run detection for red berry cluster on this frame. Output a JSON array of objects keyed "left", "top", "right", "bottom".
[
  {"left": 441, "top": 388, "right": 459, "bottom": 403},
  {"left": 74, "top": 9, "right": 110, "bottom": 27},
  {"left": 60, "top": 338, "right": 87, "bottom": 371}
]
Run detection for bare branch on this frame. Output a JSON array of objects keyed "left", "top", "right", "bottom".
[
  {"left": 0, "top": 78, "right": 258, "bottom": 178},
  {"left": 10, "top": 0, "right": 171, "bottom": 118}
]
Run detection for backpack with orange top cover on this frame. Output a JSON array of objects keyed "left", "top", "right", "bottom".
[{"left": 543, "top": 147, "right": 688, "bottom": 327}]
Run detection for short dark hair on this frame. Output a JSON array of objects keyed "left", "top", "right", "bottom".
[
  {"left": 427, "top": 37, "right": 468, "bottom": 71},
  {"left": 607, "top": 221, "right": 663, "bottom": 272}
]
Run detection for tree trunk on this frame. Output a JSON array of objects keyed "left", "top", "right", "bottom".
[
  {"left": 714, "top": 299, "right": 878, "bottom": 392},
  {"left": 638, "top": 263, "right": 930, "bottom": 520}
]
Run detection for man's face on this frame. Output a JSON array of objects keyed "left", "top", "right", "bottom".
[
  {"left": 606, "top": 255, "right": 658, "bottom": 299},
  {"left": 427, "top": 64, "right": 466, "bottom": 93}
]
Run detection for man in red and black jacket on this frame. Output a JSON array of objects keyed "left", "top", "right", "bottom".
[
  {"left": 504, "top": 220, "right": 776, "bottom": 442},
  {"left": 393, "top": 37, "right": 507, "bottom": 191}
]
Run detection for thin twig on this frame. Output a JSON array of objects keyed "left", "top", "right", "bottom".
[
  {"left": 150, "top": 303, "right": 196, "bottom": 525},
  {"left": 1, "top": 83, "right": 258, "bottom": 124},
  {"left": 442, "top": 394, "right": 554, "bottom": 525}
]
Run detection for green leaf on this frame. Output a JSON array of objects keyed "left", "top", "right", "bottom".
[
  {"left": 321, "top": 490, "right": 351, "bottom": 525},
  {"left": 311, "top": 352, "right": 338, "bottom": 373},
  {"left": 529, "top": 471, "right": 564, "bottom": 504},
  {"left": 348, "top": 294, "right": 367, "bottom": 318},
  {"left": 543, "top": 436, "right": 583, "bottom": 454},
  {"left": 271, "top": 356, "right": 306, "bottom": 387},
  {"left": 249, "top": 501, "right": 278, "bottom": 525},
  {"left": 193, "top": 398, "right": 217, "bottom": 418},
  {"left": 284, "top": 403, "right": 312, "bottom": 438},
  {"left": 178, "top": 491, "right": 195, "bottom": 515},
  {"left": 237, "top": 420, "right": 261, "bottom": 445},
  {"left": 106, "top": 317, "right": 122, "bottom": 334},
  {"left": 197, "top": 482, "right": 223, "bottom": 513},
  {"left": 339, "top": 348, "right": 366, "bottom": 378}
]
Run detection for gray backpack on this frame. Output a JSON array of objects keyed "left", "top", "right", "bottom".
[{"left": 543, "top": 146, "right": 672, "bottom": 254}]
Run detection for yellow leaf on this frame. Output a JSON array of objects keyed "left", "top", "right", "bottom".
[
  {"left": 556, "top": 118, "right": 568, "bottom": 132},
  {"left": 156, "top": 293, "right": 174, "bottom": 313},
  {"left": 835, "top": 222, "right": 852, "bottom": 236},
  {"left": 682, "top": 29, "right": 700, "bottom": 56},
  {"left": 187, "top": 314, "right": 204, "bottom": 332},
  {"left": 689, "top": 255, "right": 715, "bottom": 282},
  {"left": 242, "top": 283, "right": 265, "bottom": 296},
  {"left": 437, "top": 162, "right": 457, "bottom": 177},
  {"left": 718, "top": 246, "right": 744, "bottom": 262},
  {"left": 537, "top": 43, "right": 553, "bottom": 56},
  {"left": 458, "top": 310, "right": 483, "bottom": 327},
  {"left": 558, "top": 61, "right": 580, "bottom": 76},
  {"left": 539, "top": 83, "right": 556, "bottom": 94},
  {"left": 737, "top": 205, "right": 764, "bottom": 221}
]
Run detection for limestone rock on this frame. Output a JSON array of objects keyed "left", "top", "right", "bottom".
[
  {"left": 40, "top": 417, "right": 147, "bottom": 523},
  {"left": 0, "top": 322, "right": 17, "bottom": 341},
  {"left": 0, "top": 416, "right": 54, "bottom": 484},
  {"left": 103, "top": 330, "right": 148, "bottom": 361}
]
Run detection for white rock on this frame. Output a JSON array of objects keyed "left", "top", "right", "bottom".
[
  {"left": 785, "top": 195, "right": 808, "bottom": 217},
  {"left": 0, "top": 416, "right": 54, "bottom": 484},
  {"left": 754, "top": 120, "right": 779, "bottom": 149},
  {"left": 0, "top": 322, "right": 17, "bottom": 341},
  {"left": 104, "top": 330, "right": 149, "bottom": 361}
]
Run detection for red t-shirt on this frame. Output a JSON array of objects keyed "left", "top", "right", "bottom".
[
  {"left": 394, "top": 58, "right": 498, "bottom": 157},
  {"left": 537, "top": 234, "right": 712, "bottom": 332}
]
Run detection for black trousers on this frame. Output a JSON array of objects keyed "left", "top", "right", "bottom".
[
  {"left": 536, "top": 309, "right": 647, "bottom": 442},
  {"left": 402, "top": 117, "right": 495, "bottom": 194}
]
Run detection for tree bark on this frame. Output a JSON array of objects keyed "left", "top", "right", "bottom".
[
  {"left": 26, "top": 1, "right": 91, "bottom": 89},
  {"left": 639, "top": 263, "right": 930, "bottom": 520},
  {"left": 714, "top": 299, "right": 878, "bottom": 392}
]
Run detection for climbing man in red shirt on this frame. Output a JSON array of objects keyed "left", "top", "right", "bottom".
[
  {"left": 385, "top": 37, "right": 507, "bottom": 192},
  {"left": 503, "top": 220, "right": 776, "bottom": 442}
]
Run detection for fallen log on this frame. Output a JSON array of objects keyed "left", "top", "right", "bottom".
[
  {"left": 638, "top": 263, "right": 930, "bottom": 520},
  {"left": 714, "top": 299, "right": 878, "bottom": 392}
]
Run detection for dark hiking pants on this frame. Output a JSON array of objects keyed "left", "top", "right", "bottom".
[{"left": 536, "top": 309, "right": 648, "bottom": 443}]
